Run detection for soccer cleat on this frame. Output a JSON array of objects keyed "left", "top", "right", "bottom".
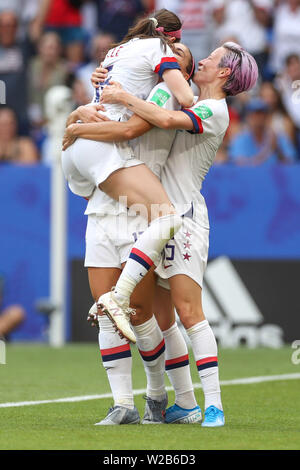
[
  {"left": 87, "top": 303, "right": 99, "bottom": 331},
  {"left": 165, "top": 404, "right": 202, "bottom": 424},
  {"left": 142, "top": 394, "right": 168, "bottom": 424},
  {"left": 94, "top": 406, "right": 140, "bottom": 425},
  {"left": 97, "top": 291, "right": 136, "bottom": 344},
  {"left": 201, "top": 405, "right": 225, "bottom": 427}
]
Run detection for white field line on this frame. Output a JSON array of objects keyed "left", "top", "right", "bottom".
[{"left": 1, "top": 373, "right": 300, "bottom": 409}]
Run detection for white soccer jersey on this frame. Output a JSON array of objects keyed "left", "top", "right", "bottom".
[
  {"left": 85, "top": 82, "right": 180, "bottom": 216},
  {"left": 92, "top": 38, "right": 180, "bottom": 121},
  {"left": 155, "top": 97, "right": 229, "bottom": 288},
  {"left": 161, "top": 98, "right": 229, "bottom": 223},
  {"left": 131, "top": 81, "right": 181, "bottom": 179}
]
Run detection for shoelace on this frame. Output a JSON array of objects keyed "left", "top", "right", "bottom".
[
  {"left": 205, "top": 407, "right": 218, "bottom": 420},
  {"left": 111, "top": 287, "right": 136, "bottom": 318},
  {"left": 143, "top": 395, "right": 155, "bottom": 404},
  {"left": 143, "top": 395, "right": 166, "bottom": 409}
]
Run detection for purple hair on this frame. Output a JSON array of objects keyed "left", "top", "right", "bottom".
[{"left": 219, "top": 42, "right": 258, "bottom": 96}]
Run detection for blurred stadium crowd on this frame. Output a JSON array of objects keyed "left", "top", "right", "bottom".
[{"left": 0, "top": 0, "right": 300, "bottom": 168}]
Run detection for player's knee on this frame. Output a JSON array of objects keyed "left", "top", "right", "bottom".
[
  {"left": 175, "top": 300, "right": 203, "bottom": 329},
  {"left": 129, "top": 305, "right": 152, "bottom": 327}
]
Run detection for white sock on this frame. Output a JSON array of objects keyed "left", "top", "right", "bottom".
[
  {"left": 99, "top": 315, "right": 134, "bottom": 409},
  {"left": 113, "top": 213, "right": 182, "bottom": 305},
  {"left": 163, "top": 322, "right": 197, "bottom": 409},
  {"left": 133, "top": 316, "right": 166, "bottom": 400},
  {"left": 186, "top": 320, "right": 223, "bottom": 411}
]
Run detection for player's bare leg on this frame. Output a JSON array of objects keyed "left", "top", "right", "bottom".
[
  {"left": 0, "top": 305, "right": 25, "bottom": 337},
  {"left": 97, "top": 165, "right": 182, "bottom": 342}
]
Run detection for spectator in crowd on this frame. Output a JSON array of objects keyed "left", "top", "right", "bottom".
[
  {"left": 0, "top": 107, "right": 39, "bottom": 164},
  {"left": 270, "top": 0, "right": 300, "bottom": 75},
  {"left": 27, "top": 32, "right": 69, "bottom": 130},
  {"left": 0, "top": 10, "right": 31, "bottom": 135},
  {"left": 211, "top": 0, "right": 272, "bottom": 75},
  {"left": 260, "top": 80, "right": 296, "bottom": 144},
  {"left": 75, "top": 32, "right": 115, "bottom": 102},
  {"left": 0, "top": 0, "right": 40, "bottom": 40},
  {"left": 214, "top": 105, "right": 242, "bottom": 164},
  {"left": 69, "top": 74, "right": 91, "bottom": 107},
  {"left": 228, "top": 98, "right": 298, "bottom": 166},
  {"left": 31, "top": 0, "right": 86, "bottom": 70},
  {"left": 95, "top": 0, "right": 146, "bottom": 42},
  {"left": 275, "top": 54, "right": 300, "bottom": 152}
]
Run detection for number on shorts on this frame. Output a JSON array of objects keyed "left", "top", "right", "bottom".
[{"left": 165, "top": 241, "right": 175, "bottom": 261}]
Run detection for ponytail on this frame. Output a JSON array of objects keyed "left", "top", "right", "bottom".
[{"left": 112, "top": 9, "right": 182, "bottom": 51}]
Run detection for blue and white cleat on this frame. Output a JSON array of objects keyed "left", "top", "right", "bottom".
[
  {"left": 201, "top": 405, "right": 225, "bottom": 427},
  {"left": 165, "top": 404, "right": 202, "bottom": 424}
]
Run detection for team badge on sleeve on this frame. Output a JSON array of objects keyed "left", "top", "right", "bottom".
[{"left": 193, "top": 104, "right": 213, "bottom": 120}]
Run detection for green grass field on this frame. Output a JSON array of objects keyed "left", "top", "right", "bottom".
[{"left": 0, "top": 344, "right": 299, "bottom": 450}]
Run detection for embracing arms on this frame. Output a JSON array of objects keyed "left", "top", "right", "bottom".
[
  {"left": 100, "top": 81, "right": 194, "bottom": 131},
  {"left": 62, "top": 108, "right": 152, "bottom": 150}
]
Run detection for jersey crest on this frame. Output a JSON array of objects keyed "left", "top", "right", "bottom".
[
  {"left": 193, "top": 104, "right": 213, "bottom": 120},
  {"left": 150, "top": 88, "right": 171, "bottom": 107}
]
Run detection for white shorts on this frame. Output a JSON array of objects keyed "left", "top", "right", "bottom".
[
  {"left": 155, "top": 204, "right": 209, "bottom": 290},
  {"left": 61, "top": 138, "right": 143, "bottom": 198},
  {"left": 85, "top": 212, "right": 148, "bottom": 268}
]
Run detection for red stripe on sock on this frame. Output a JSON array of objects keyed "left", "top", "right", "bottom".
[
  {"left": 101, "top": 343, "right": 130, "bottom": 355},
  {"left": 196, "top": 356, "right": 218, "bottom": 367},
  {"left": 165, "top": 354, "right": 189, "bottom": 366},
  {"left": 139, "top": 338, "right": 165, "bottom": 357},
  {"left": 131, "top": 248, "right": 154, "bottom": 267}
]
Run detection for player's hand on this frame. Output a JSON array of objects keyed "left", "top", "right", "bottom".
[
  {"left": 76, "top": 104, "right": 106, "bottom": 123},
  {"left": 87, "top": 304, "right": 99, "bottom": 331},
  {"left": 91, "top": 64, "right": 108, "bottom": 88},
  {"left": 62, "top": 124, "right": 77, "bottom": 151},
  {"left": 100, "top": 81, "right": 124, "bottom": 104}
]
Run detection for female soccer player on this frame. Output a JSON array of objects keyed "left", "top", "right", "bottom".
[
  {"left": 64, "top": 42, "right": 258, "bottom": 426},
  {"left": 61, "top": 9, "right": 194, "bottom": 343}
]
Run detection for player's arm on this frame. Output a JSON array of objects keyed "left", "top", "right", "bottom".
[
  {"left": 71, "top": 115, "right": 152, "bottom": 142},
  {"left": 101, "top": 82, "right": 194, "bottom": 131},
  {"left": 62, "top": 114, "right": 152, "bottom": 150},
  {"left": 162, "top": 69, "right": 194, "bottom": 108}
]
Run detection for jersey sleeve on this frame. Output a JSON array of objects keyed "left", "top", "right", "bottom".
[
  {"left": 146, "top": 82, "right": 181, "bottom": 111},
  {"left": 182, "top": 100, "right": 228, "bottom": 136},
  {"left": 146, "top": 39, "right": 180, "bottom": 78}
]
